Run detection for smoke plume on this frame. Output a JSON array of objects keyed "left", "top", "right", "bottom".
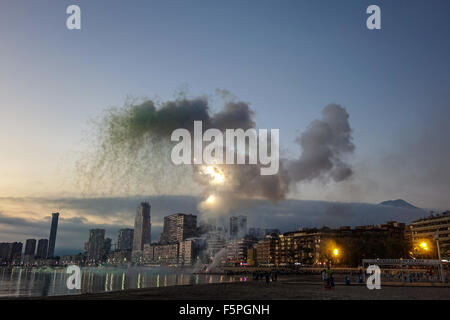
[
  {"left": 287, "top": 103, "right": 355, "bottom": 183},
  {"left": 77, "top": 94, "right": 355, "bottom": 215}
]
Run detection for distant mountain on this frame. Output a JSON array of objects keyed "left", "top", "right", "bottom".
[{"left": 378, "top": 199, "right": 419, "bottom": 210}]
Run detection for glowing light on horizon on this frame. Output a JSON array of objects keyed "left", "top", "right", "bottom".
[
  {"left": 203, "top": 165, "right": 225, "bottom": 184},
  {"left": 206, "top": 195, "right": 216, "bottom": 204}
]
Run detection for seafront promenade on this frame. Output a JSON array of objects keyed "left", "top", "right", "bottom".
[{"left": 19, "top": 274, "right": 450, "bottom": 300}]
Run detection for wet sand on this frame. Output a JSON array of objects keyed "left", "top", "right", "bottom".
[{"left": 30, "top": 277, "right": 450, "bottom": 300}]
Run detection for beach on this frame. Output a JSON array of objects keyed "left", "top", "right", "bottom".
[{"left": 25, "top": 275, "right": 450, "bottom": 300}]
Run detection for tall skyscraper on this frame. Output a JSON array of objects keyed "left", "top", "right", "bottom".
[
  {"left": 0, "top": 242, "right": 22, "bottom": 263},
  {"left": 132, "top": 202, "right": 151, "bottom": 252},
  {"left": 47, "top": 212, "right": 59, "bottom": 258},
  {"left": 85, "top": 229, "right": 109, "bottom": 261},
  {"left": 9, "top": 242, "right": 23, "bottom": 262},
  {"left": 36, "top": 239, "right": 49, "bottom": 258},
  {"left": 159, "top": 213, "right": 197, "bottom": 244},
  {"left": 117, "top": 228, "right": 134, "bottom": 251},
  {"left": 24, "top": 239, "right": 37, "bottom": 256},
  {"left": 104, "top": 237, "right": 112, "bottom": 255},
  {"left": 230, "top": 215, "right": 247, "bottom": 239},
  {"left": 206, "top": 227, "right": 227, "bottom": 258},
  {"left": 0, "top": 243, "right": 9, "bottom": 262}
]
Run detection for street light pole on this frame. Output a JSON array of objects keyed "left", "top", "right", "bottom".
[{"left": 434, "top": 232, "right": 445, "bottom": 283}]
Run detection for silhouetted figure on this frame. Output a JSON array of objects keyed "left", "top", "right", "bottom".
[
  {"left": 321, "top": 269, "right": 327, "bottom": 289},
  {"left": 325, "top": 267, "right": 332, "bottom": 289},
  {"left": 330, "top": 272, "right": 335, "bottom": 289}
]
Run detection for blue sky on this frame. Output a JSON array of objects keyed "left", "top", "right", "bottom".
[{"left": 1, "top": 0, "right": 450, "bottom": 208}]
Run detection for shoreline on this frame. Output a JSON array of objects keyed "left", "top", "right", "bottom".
[{"left": 6, "top": 276, "right": 450, "bottom": 300}]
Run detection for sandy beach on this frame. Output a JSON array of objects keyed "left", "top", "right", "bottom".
[{"left": 26, "top": 275, "right": 450, "bottom": 300}]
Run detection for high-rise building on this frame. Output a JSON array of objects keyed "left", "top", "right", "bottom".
[
  {"left": 179, "top": 238, "right": 205, "bottom": 266},
  {"left": 0, "top": 243, "right": 19, "bottom": 262},
  {"left": 24, "top": 239, "right": 37, "bottom": 256},
  {"left": 36, "top": 239, "right": 49, "bottom": 258},
  {"left": 141, "top": 238, "right": 205, "bottom": 265},
  {"left": 9, "top": 242, "right": 23, "bottom": 263},
  {"left": 230, "top": 215, "right": 247, "bottom": 239},
  {"left": 117, "top": 228, "right": 134, "bottom": 251},
  {"left": 159, "top": 213, "right": 197, "bottom": 244},
  {"left": 85, "top": 229, "right": 108, "bottom": 261},
  {"left": 0, "top": 243, "right": 10, "bottom": 262},
  {"left": 0, "top": 242, "right": 25, "bottom": 263},
  {"left": 408, "top": 211, "right": 450, "bottom": 259},
  {"left": 206, "top": 227, "right": 227, "bottom": 259},
  {"left": 153, "top": 242, "right": 180, "bottom": 264},
  {"left": 226, "top": 238, "right": 256, "bottom": 264},
  {"left": 253, "top": 221, "right": 407, "bottom": 266},
  {"left": 254, "top": 235, "right": 278, "bottom": 265},
  {"left": 104, "top": 237, "right": 112, "bottom": 255},
  {"left": 132, "top": 202, "right": 151, "bottom": 253},
  {"left": 47, "top": 212, "right": 59, "bottom": 258},
  {"left": 248, "top": 228, "right": 280, "bottom": 240}
]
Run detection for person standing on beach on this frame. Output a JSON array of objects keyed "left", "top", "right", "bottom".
[
  {"left": 321, "top": 269, "right": 327, "bottom": 288},
  {"left": 330, "top": 271, "right": 335, "bottom": 289},
  {"left": 326, "top": 267, "right": 332, "bottom": 289}
]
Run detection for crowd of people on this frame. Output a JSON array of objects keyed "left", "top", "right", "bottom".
[
  {"left": 321, "top": 267, "right": 335, "bottom": 289},
  {"left": 252, "top": 271, "right": 278, "bottom": 283}
]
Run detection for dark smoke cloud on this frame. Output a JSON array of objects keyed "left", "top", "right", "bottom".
[
  {"left": 106, "top": 98, "right": 255, "bottom": 139},
  {"left": 78, "top": 94, "right": 355, "bottom": 211},
  {"left": 105, "top": 98, "right": 210, "bottom": 139},
  {"left": 96, "top": 97, "right": 257, "bottom": 155},
  {"left": 78, "top": 94, "right": 282, "bottom": 201},
  {"left": 288, "top": 103, "right": 355, "bottom": 183},
  {"left": 211, "top": 101, "right": 255, "bottom": 130}
]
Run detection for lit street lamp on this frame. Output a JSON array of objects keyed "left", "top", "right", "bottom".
[
  {"left": 330, "top": 247, "right": 340, "bottom": 266},
  {"left": 419, "top": 242, "right": 429, "bottom": 251},
  {"left": 415, "top": 239, "right": 432, "bottom": 258}
]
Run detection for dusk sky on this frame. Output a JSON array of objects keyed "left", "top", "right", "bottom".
[{"left": 0, "top": 1, "right": 449, "bottom": 252}]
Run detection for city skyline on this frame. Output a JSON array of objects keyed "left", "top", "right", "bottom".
[
  {"left": 0, "top": 195, "right": 436, "bottom": 255},
  {"left": 2, "top": 202, "right": 448, "bottom": 265},
  {"left": 1, "top": 197, "right": 446, "bottom": 256}
]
